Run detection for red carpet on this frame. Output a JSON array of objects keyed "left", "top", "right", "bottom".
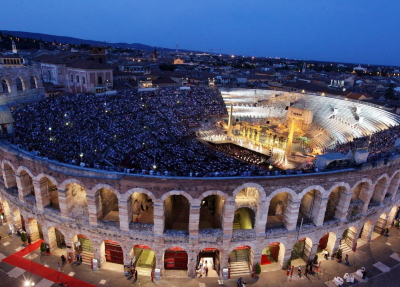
[
  {"left": 14, "top": 240, "right": 43, "bottom": 257},
  {"left": 261, "top": 254, "right": 271, "bottom": 265},
  {"left": 3, "top": 240, "right": 96, "bottom": 287}
]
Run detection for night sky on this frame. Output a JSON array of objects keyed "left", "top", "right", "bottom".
[{"left": 2, "top": 0, "right": 400, "bottom": 66}]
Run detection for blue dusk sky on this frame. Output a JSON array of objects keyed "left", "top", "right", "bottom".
[{"left": 1, "top": 0, "right": 399, "bottom": 66}]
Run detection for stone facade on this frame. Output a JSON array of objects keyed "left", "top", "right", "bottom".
[
  {"left": 0, "top": 141, "right": 399, "bottom": 279},
  {"left": 0, "top": 65, "right": 45, "bottom": 105}
]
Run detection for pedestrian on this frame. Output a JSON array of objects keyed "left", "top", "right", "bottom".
[
  {"left": 297, "top": 266, "right": 302, "bottom": 278},
  {"left": 57, "top": 262, "right": 61, "bottom": 272},
  {"left": 237, "top": 277, "right": 242, "bottom": 287},
  {"left": 309, "top": 261, "right": 313, "bottom": 273},
  {"left": 134, "top": 269, "right": 138, "bottom": 280},
  {"left": 323, "top": 249, "right": 329, "bottom": 260},
  {"left": 79, "top": 253, "right": 83, "bottom": 263},
  {"left": 345, "top": 254, "right": 349, "bottom": 266},
  {"left": 75, "top": 253, "right": 79, "bottom": 263},
  {"left": 385, "top": 227, "right": 389, "bottom": 237},
  {"left": 205, "top": 266, "right": 208, "bottom": 277},
  {"left": 304, "top": 266, "right": 309, "bottom": 277},
  {"left": 61, "top": 255, "right": 66, "bottom": 265}
]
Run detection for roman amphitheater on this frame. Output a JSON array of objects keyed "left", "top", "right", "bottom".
[{"left": 0, "top": 87, "right": 399, "bottom": 279}]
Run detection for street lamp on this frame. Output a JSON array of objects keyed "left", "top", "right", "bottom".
[{"left": 153, "top": 155, "right": 157, "bottom": 170}]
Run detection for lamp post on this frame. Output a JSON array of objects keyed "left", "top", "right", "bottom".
[{"left": 153, "top": 155, "right": 157, "bottom": 170}]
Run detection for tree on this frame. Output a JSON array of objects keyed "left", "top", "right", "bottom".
[
  {"left": 255, "top": 262, "right": 261, "bottom": 275},
  {"left": 385, "top": 83, "right": 398, "bottom": 100},
  {"left": 20, "top": 232, "right": 28, "bottom": 244}
]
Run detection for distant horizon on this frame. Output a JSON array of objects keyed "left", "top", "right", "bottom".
[
  {"left": 3, "top": 29, "right": 398, "bottom": 69},
  {"left": 1, "top": 0, "right": 399, "bottom": 67}
]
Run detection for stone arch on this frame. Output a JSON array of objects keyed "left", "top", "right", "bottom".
[
  {"left": 388, "top": 205, "right": 399, "bottom": 226},
  {"left": 2, "top": 161, "right": 17, "bottom": 188},
  {"left": 16, "top": 77, "right": 25, "bottom": 91},
  {"left": 233, "top": 207, "right": 255, "bottom": 229},
  {"left": 342, "top": 226, "right": 358, "bottom": 250},
  {"left": 199, "top": 192, "right": 225, "bottom": 230},
  {"left": 101, "top": 239, "right": 124, "bottom": 265},
  {"left": 350, "top": 179, "right": 372, "bottom": 215},
  {"left": 324, "top": 185, "right": 348, "bottom": 222},
  {"left": 260, "top": 242, "right": 286, "bottom": 268},
  {"left": 161, "top": 190, "right": 194, "bottom": 204},
  {"left": 0, "top": 198, "right": 11, "bottom": 222},
  {"left": 125, "top": 189, "right": 154, "bottom": 225},
  {"left": 59, "top": 178, "right": 89, "bottom": 192},
  {"left": 17, "top": 168, "right": 35, "bottom": 199},
  {"left": 88, "top": 183, "right": 120, "bottom": 198},
  {"left": 72, "top": 234, "right": 95, "bottom": 265},
  {"left": 267, "top": 188, "right": 297, "bottom": 202},
  {"left": 12, "top": 208, "right": 22, "bottom": 228},
  {"left": 266, "top": 191, "right": 293, "bottom": 230},
  {"left": 317, "top": 232, "right": 336, "bottom": 256},
  {"left": 93, "top": 186, "right": 119, "bottom": 222},
  {"left": 359, "top": 220, "right": 374, "bottom": 242},
  {"left": 123, "top": 187, "right": 156, "bottom": 202},
  {"left": 232, "top": 182, "right": 266, "bottom": 201},
  {"left": 163, "top": 246, "right": 189, "bottom": 271},
  {"left": 164, "top": 193, "right": 190, "bottom": 231},
  {"left": 35, "top": 174, "right": 59, "bottom": 210},
  {"left": 65, "top": 182, "right": 89, "bottom": 224},
  {"left": 29, "top": 76, "right": 37, "bottom": 89},
  {"left": 227, "top": 242, "right": 257, "bottom": 255},
  {"left": 291, "top": 237, "right": 313, "bottom": 264},
  {"left": 1, "top": 79, "right": 10, "bottom": 93},
  {"left": 371, "top": 174, "right": 389, "bottom": 203},
  {"left": 130, "top": 244, "right": 156, "bottom": 272},
  {"left": 27, "top": 218, "right": 43, "bottom": 242},
  {"left": 298, "top": 187, "right": 325, "bottom": 226},
  {"left": 387, "top": 171, "right": 400, "bottom": 199},
  {"left": 48, "top": 227, "right": 66, "bottom": 252}
]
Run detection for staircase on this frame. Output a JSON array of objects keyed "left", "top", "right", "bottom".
[
  {"left": 135, "top": 266, "right": 152, "bottom": 277},
  {"left": 229, "top": 250, "right": 250, "bottom": 276},
  {"left": 233, "top": 214, "right": 241, "bottom": 230},
  {"left": 80, "top": 238, "right": 94, "bottom": 265},
  {"left": 30, "top": 231, "right": 40, "bottom": 243}
]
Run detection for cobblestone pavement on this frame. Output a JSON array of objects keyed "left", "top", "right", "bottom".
[{"left": 0, "top": 223, "right": 400, "bottom": 287}]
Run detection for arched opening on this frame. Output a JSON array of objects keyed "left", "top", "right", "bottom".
[
  {"left": 260, "top": 243, "right": 285, "bottom": 271},
  {"left": 16, "top": 77, "right": 24, "bottom": 91},
  {"left": 98, "top": 75, "right": 103, "bottom": 85},
  {"left": 348, "top": 182, "right": 370, "bottom": 219},
  {"left": 13, "top": 209, "right": 22, "bottom": 229},
  {"left": 47, "top": 70, "right": 51, "bottom": 81},
  {"left": 316, "top": 232, "right": 336, "bottom": 258},
  {"left": 164, "top": 195, "right": 190, "bottom": 231},
  {"left": 388, "top": 205, "right": 399, "bottom": 226},
  {"left": 1, "top": 79, "right": 10, "bottom": 93},
  {"left": 358, "top": 220, "right": 373, "bottom": 246},
  {"left": 233, "top": 207, "right": 255, "bottom": 229},
  {"left": 291, "top": 238, "right": 312, "bottom": 265},
  {"left": 341, "top": 226, "right": 357, "bottom": 252},
  {"left": 3, "top": 163, "right": 17, "bottom": 189},
  {"left": 29, "top": 76, "right": 37, "bottom": 89},
  {"left": 28, "top": 218, "right": 43, "bottom": 243},
  {"left": 229, "top": 246, "right": 252, "bottom": 275},
  {"left": 131, "top": 244, "right": 155, "bottom": 277},
  {"left": 66, "top": 183, "right": 88, "bottom": 224},
  {"left": 0, "top": 199, "right": 11, "bottom": 223},
  {"left": 387, "top": 172, "right": 400, "bottom": 199},
  {"left": 40, "top": 177, "right": 59, "bottom": 211},
  {"left": 371, "top": 177, "right": 388, "bottom": 204},
  {"left": 324, "top": 187, "right": 345, "bottom": 222},
  {"left": 48, "top": 227, "right": 66, "bottom": 253},
  {"left": 266, "top": 192, "right": 290, "bottom": 230},
  {"left": 164, "top": 246, "right": 188, "bottom": 270},
  {"left": 199, "top": 195, "right": 223, "bottom": 230},
  {"left": 95, "top": 188, "right": 119, "bottom": 224},
  {"left": 372, "top": 213, "right": 387, "bottom": 240},
  {"left": 235, "top": 187, "right": 260, "bottom": 205},
  {"left": 299, "top": 189, "right": 322, "bottom": 225},
  {"left": 128, "top": 192, "right": 153, "bottom": 226},
  {"left": 101, "top": 240, "right": 124, "bottom": 265},
  {"left": 20, "top": 170, "right": 35, "bottom": 204},
  {"left": 197, "top": 248, "right": 220, "bottom": 277},
  {"left": 73, "top": 234, "right": 94, "bottom": 265}
]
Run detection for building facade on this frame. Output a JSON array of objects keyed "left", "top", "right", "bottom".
[{"left": 0, "top": 142, "right": 399, "bottom": 278}]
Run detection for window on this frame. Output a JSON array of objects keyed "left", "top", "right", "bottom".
[
  {"left": 48, "top": 70, "right": 52, "bottom": 81},
  {"left": 76, "top": 75, "right": 79, "bottom": 83},
  {"left": 16, "top": 77, "right": 23, "bottom": 91},
  {"left": 1, "top": 79, "right": 9, "bottom": 93},
  {"left": 30, "top": 76, "right": 37, "bottom": 89},
  {"left": 71, "top": 74, "right": 74, "bottom": 82},
  {"left": 98, "top": 75, "right": 103, "bottom": 85},
  {"left": 82, "top": 77, "right": 85, "bottom": 84}
]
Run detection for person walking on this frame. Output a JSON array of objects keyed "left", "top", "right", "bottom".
[
  {"left": 61, "top": 255, "right": 66, "bottom": 265},
  {"left": 205, "top": 266, "right": 209, "bottom": 277},
  {"left": 345, "top": 254, "right": 349, "bottom": 266},
  {"left": 297, "top": 266, "right": 302, "bottom": 278},
  {"left": 134, "top": 270, "right": 138, "bottom": 280},
  {"left": 79, "top": 253, "right": 83, "bottom": 263},
  {"left": 57, "top": 262, "right": 61, "bottom": 273},
  {"left": 304, "top": 266, "right": 309, "bottom": 277},
  {"left": 237, "top": 277, "right": 242, "bottom": 287}
]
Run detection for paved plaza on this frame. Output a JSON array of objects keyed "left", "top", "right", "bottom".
[{"left": 0, "top": 223, "right": 399, "bottom": 287}]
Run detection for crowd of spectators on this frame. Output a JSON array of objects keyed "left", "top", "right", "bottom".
[
  {"left": 10, "top": 87, "right": 267, "bottom": 176},
  {"left": 334, "top": 125, "right": 400, "bottom": 162}
]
